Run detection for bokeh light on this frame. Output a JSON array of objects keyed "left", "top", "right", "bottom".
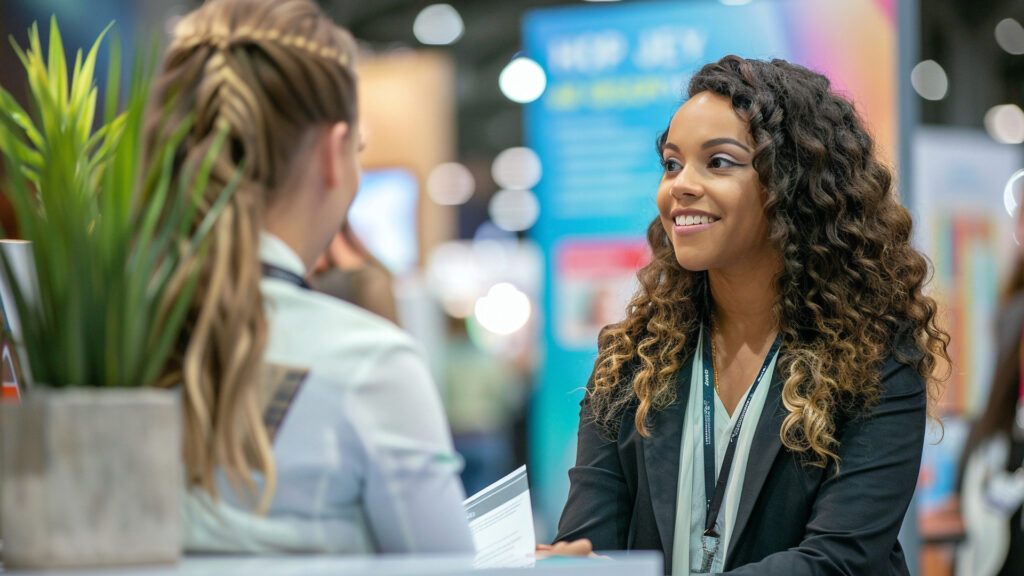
[
  {"left": 427, "top": 162, "right": 475, "bottom": 205},
  {"left": 473, "top": 220, "right": 517, "bottom": 244},
  {"left": 427, "top": 242, "right": 481, "bottom": 318},
  {"left": 413, "top": 4, "right": 464, "bottom": 46},
  {"left": 474, "top": 283, "right": 532, "bottom": 335},
  {"left": 489, "top": 189, "right": 541, "bottom": 232},
  {"left": 995, "top": 18, "right": 1024, "bottom": 55},
  {"left": 491, "top": 147, "right": 542, "bottom": 190},
  {"left": 985, "top": 104, "right": 1024, "bottom": 144},
  {"left": 910, "top": 60, "right": 948, "bottom": 101},
  {"left": 499, "top": 57, "right": 547, "bottom": 104}
]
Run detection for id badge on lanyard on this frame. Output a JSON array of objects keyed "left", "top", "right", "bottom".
[
  {"left": 698, "top": 532, "right": 721, "bottom": 573},
  {"left": 694, "top": 325, "right": 781, "bottom": 573}
]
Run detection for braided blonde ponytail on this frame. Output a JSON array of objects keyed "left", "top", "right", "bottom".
[{"left": 145, "top": 0, "right": 358, "bottom": 511}]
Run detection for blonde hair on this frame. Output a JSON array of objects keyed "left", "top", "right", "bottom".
[{"left": 145, "top": 0, "right": 358, "bottom": 510}]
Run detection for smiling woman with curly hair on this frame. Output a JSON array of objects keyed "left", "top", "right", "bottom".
[{"left": 550, "top": 55, "right": 949, "bottom": 575}]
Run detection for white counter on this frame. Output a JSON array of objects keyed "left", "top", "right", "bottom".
[{"left": 0, "top": 552, "right": 662, "bottom": 576}]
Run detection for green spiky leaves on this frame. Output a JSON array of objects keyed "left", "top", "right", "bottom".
[{"left": 0, "top": 17, "right": 235, "bottom": 388}]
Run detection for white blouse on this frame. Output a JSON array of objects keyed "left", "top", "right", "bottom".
[
  {"left": 182, "top": 233, "right": 475, "bottom": 555},
  {"left": 672, "top": 327, "right": 779, "bottom": 575}
]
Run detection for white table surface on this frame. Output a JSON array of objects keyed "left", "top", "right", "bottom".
[{"left": 0, "top": 552, "right": 663, "bottom": 576}]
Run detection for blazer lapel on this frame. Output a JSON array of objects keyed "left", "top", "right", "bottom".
[
  {"left": 642, "top": 355, "right": 692, "bottom": 571},
  {"left": 726, "top": 367, "right": 786, "bottom": 562}
]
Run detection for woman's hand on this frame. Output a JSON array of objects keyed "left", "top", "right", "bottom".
[{"left": 534, "top": 538, "right": 595, "bottom": 558}]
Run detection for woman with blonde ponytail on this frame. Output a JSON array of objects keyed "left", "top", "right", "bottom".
[{"left": 145, "top": 0, "right": 473, "bottom": 554}]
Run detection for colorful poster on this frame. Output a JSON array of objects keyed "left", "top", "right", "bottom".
[
  {"left": 1, "top": 343, "right": 21, "bottom": 402},
  {"left": 0, "top": 240, "right": 33, "bottom": 403},
  {"left": 554, "top": 240, "right": 649, "bottom": 350},
  {"left": 525, "top": 0, "right": 898, "bottom": 536},
  {"left": 0, "top": 267, "right": 20, "bottom": 403},
  {"left": 912, "top": 127, "right": 1020, "bottom": 417}
]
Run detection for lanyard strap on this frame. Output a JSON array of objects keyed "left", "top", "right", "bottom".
[
  {"left": 261, "top": 262, "right": 312, "bottom": 290},
  {"left": 700, "top": 326, "right": 781, "bottom": 537}
]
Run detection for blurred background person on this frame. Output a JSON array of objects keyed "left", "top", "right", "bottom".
[
  {"left": 311, "top": 222, "right": 399, "bottom": 324},
  {"left": 441, "top": 315, "right": 529, "bottom": 495},
  {"left": 956, "top": 204, "right": 1024, "bottom": 576}
]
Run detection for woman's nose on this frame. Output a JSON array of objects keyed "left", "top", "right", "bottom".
[{"left": 670, "top": 163, "right": 703, "bottom": 198}]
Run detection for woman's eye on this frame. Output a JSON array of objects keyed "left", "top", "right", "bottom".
[
  {"left": 661, "top": 158, "right": 682, "bottom": 172},
  {"left": 708, "top": 155, "right": 739, "bottom": 169}
]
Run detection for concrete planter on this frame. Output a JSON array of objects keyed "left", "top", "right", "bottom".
[{"left": 1, "top": 387, "right": 182, "bottom": 569}]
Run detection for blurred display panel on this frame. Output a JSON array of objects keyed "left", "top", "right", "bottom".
[
  {"left": 358, "top": 51, "right": 457, "bottom": 267},
  {"left": 524, "top": 0, "right": 897, "bottom": 536},
  {"left": 356, "top": 52, "right": 456, "bottom": 382},
  {"left": 348, "top": 169, "right": 420, "bottom": 275}
]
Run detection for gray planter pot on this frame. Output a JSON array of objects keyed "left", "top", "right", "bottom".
[{"left": 1, "top": 387, "right": 182, "bottom": 569}]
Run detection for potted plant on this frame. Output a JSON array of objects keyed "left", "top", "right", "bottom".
[{"left": 0, "top": 17, "right": 233, "bottom": 569}]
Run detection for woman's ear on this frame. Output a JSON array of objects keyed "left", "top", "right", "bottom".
[{"left": 319, "top": 121, "right": 351, "bottom": 190}]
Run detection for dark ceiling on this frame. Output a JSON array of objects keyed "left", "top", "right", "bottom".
[
  {"left": 327, "top": 0, "right": 589, "bottom": 161},
  {"left": 315, "top": 0, "right": 1024, "bottom": 159},
  {"left": 4, "top": 0, "right": 1022, "bottom": 157},
  {"left": 919, "top": 0, "right": 1024, "bottom": 126}
]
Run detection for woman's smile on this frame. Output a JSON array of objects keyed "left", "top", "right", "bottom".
[{"left": 671, "top": 209, "right": 720, "bottom": 235}]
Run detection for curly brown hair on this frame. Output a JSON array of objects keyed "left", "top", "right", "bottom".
[{"left": 588, "top": 55, "right": 949, "bottom": 467}]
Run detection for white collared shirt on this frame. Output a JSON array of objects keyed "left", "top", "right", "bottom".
[
  {"left": 672, "top": 327, "right": 778, "bottom": 575},
  {"left": 182, "top": 233, "right": 475, "bottom": 555}
]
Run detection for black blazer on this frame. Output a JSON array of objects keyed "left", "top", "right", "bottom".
[{"left": 555, "top": 348, "right": 926, "bottom": 575}]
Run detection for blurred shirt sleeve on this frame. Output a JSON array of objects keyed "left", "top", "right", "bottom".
[{"left": 342, "top": 339, "right": 476, "bottom": 554}]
